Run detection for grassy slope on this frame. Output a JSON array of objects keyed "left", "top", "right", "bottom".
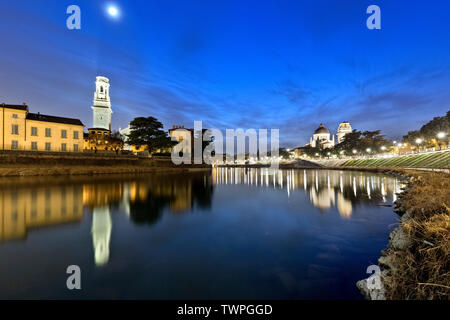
[{"left": 342, "top": 151, "right": 450, "bottom": 169}]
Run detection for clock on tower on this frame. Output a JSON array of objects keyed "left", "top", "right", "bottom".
[{"left": 91, "top": 76, "right": 112, "bottom": 130}]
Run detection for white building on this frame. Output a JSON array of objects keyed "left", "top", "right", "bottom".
[
  {"left": 337, "top": 121, "right": 352, "bottom": 144},
  {"left": 92, "top": 76, "right": 112, "bottom": 130},
  {"left": 309, "top": 124, "right": 335, "bottom": 149},
  {"left": 307, "top": 122, "right": 353, "bottom": 149}
]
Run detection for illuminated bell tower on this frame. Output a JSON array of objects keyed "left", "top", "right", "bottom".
[{"left": 92, "top": 76, "right": 112, "bottom": 130}]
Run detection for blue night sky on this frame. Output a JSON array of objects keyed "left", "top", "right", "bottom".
[{"left": 0, "top": 0, "right": 449, "bottom": 148}]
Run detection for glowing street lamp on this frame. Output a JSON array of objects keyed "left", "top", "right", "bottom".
[
  {"left": 352, "top": 149, "right": 357, "bottom": 154},
  {"left": 437, "top": 132, "right": 446, "bottom": 139},
  {"left": 415, "top": 138, "right": 423, "bottom": 144},
  {"left": 381, "top": 146, "right": 386, "bottom": 151},
  {"left": 366, "top": 148, "right": 371, "bottom": 153}
]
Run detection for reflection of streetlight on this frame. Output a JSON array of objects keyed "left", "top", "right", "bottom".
[{"left": 437, "top": 132, "right": 446, "bottom": 139}]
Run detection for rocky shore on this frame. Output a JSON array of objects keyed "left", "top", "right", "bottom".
[{"left": 357, "top": 170, "right": 450, "bottom": 300}]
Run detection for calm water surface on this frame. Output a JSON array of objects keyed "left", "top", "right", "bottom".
[{"left": 0, "top": 168, "right": 402, "bottom": 299}]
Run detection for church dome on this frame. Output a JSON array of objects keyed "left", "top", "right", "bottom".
[{"left": 314, "top": 124, "right": 330, "bottom": 134}]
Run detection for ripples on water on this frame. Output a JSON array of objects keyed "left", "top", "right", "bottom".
[{"left": 0, "top": 169, "right": 402, "bottom": 299}]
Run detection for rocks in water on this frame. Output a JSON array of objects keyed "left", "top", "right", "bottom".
[
  {"left": 389, "top": 227, "right": 411, "bottom": 250},
  {"left": 356, "top": 277, "right": 386, "bottom": 300}
]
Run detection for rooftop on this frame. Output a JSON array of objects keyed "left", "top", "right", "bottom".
[
  {"left": 26, "top": 113, "right": 84, "bottom": 126},
  {"left": 1, "top": 103, "right": 28, "bottom": 111}
]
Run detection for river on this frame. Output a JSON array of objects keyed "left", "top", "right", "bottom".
[{"left": 0, "top": 168, "right": 402, "bottom": 299}]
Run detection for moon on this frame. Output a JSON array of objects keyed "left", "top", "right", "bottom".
[{"left": 107, "top": 5, "right": 120, "bottom": 18}]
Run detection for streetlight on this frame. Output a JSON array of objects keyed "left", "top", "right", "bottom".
[
  {"left": 437, "top": 132, "right": 446, "bottom": 139},
  {"left": 415, "top": 138, "right": 423, "bottom": 144},
  {"left": 381, "top": 146, "right": 386, "bottom": 151},
  {"left": 352, "top": 149, "right": 357, "bottom": 154},
  {"left": 366, "top": 148, "right": 371, "bottom": 153}
]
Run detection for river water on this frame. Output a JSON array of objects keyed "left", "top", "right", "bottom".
[{"left": 0, "top": 168, "right": 402, "bottom": 299}]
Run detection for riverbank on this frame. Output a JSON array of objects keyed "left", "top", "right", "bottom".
[
  {"left": 357, "top": 169, "right": 450, "bottom": 300},
  {"left": 0, "top": 152, "right": 210, "bottom": 177}
]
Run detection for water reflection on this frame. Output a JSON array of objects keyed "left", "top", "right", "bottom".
[
  {"left": 0, "top": 173, "right": 214, "bottom": 266},
  {"left": 0, "top": 170, "right": 402, "bottom": 299},
  {"left": 213, "top": 168, "right": 402, "bottom": 218},
  {"left": 0, "top": 169, "right": 401, "bottom": 268}
]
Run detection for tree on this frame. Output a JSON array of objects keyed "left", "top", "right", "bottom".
[
  {"left": 127, "top": 117, "right": 172, "bottom": 153},
  {"left": 334, "top": 129, "right": 390, "bottom": 155},
  {"left": 279, "top": 148, "right": 291, "bottom": 159},
  {"left": 403, "top": 111, "right": 449, "bottom": 148}
]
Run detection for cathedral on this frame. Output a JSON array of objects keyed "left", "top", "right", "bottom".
[{"left": 307, "top": 122, "right": 352, "bottom": 149}]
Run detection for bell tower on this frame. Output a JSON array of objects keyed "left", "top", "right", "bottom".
[{"left": 92, "top": 76, "right": 112, "bottom": 130}]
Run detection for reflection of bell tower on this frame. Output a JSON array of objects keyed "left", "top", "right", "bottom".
[
  {"left": 91, "top": 206, "right": 112, "bottom": 266},
  {"left": 92, "top": 76, "right": 112, "bottom": 130}
]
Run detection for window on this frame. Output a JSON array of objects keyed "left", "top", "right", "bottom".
[
  {"left": 61, "top": 130, "right": 67, "bottom": 138},
  {"left": 45, "top": 128, "right": 51, "bottom": 137},
  {"left": 11, "top": 140, "right": 18, "bottom": 150},
  {"left": 31, "top": 142, "right": 38, "bottom": 150},
  {"left": 73, "top": 131, "right": 79, "bottom": 139},
  {"left": 31, "top": 127, "right": 38, "bottom": 136},
  {"left": 45, "top": 142, "right": 51, "bottom": 151},
  {"left": 61, "top": 143, "right": 67, "bottom": 152},
  {"left": 12, "top": 124, "right": 19, "bottom": 135},
  {"left": 73, "top": 144, "right": 78, "bottom": 152},
  {"left": 12, "top": 114, "right": 18, "bottom": 119}
]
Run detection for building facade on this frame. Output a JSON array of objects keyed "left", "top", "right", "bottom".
[
  {"left": 0, "top": 104, "right": 84, "bottom": 152},
  {"left": 309, "top": 124, "right": 335, "bottom": 149},
  {"left": 307, "top": 122, "right": 353, "bottom": 149},
  {"left": 337, "top": 121, "right": 352, "bottom": 144}
]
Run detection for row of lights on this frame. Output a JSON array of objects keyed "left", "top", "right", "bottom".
[{"left": 296, "top": 132, "right": 447, "bottom": 158}]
